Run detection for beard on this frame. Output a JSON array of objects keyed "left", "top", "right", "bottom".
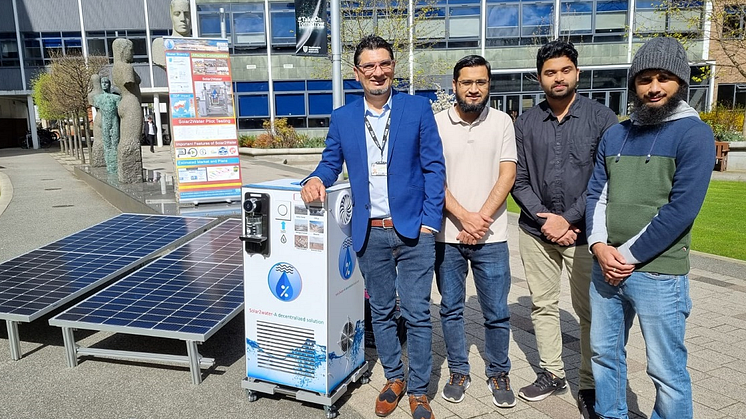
[
  {"left": 368, "top": 87, "right": 389, "bottom": 96},
  {"left": 545, "top": 83, "right": 576, "bottom": 100},
  {"left": 456, "top": 95, "right": 489, "bottom": 115},
  {"left": 631, "top": 86, "right": 688, "bottom": 125}
]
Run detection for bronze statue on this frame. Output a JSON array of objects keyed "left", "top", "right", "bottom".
[{"left": 92, "top": 76, "right": 121, "bottom": 173}]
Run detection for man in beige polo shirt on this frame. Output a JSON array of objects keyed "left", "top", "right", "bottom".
[{"left": 434, "top": 55, "right": 517, "bottom": 409}]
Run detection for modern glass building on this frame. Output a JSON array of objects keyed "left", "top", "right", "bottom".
[{"left": 0, "top": 0, "right": 742, "bottom": 147}]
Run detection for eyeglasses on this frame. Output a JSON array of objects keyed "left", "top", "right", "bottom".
[
  {"left": 356, "top": 59, "right": 395, "bottom": 75},
  {"left": 457, "top": 79, "right": 489, "bottom": 88}
]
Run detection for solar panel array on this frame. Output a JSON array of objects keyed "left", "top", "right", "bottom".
[
  {"left": 0, "top": 214, "right": 216, "bottom": 322},
  {"left": 50, "top": 219, "right": 244, "bottom": 341}
]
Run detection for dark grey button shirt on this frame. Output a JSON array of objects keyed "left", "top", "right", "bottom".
[{"left": 512, "top": 94, "right": 618, "bottom": 245}]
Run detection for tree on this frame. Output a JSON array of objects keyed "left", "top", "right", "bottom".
[
  {"left": 311, "top": 0, "right": 448, "bottom": 90},
  {"left": 651, "top": 0, "right": 746, "bottom": 136},
  {"left": 32, "top": 52, "right": 108, "bottom": 160},
  {"left": 31, "top": 72, "right": 68, "bottom": 151},
  {"left": 31, "top": 72, "right": 66, "bottom": 121}
]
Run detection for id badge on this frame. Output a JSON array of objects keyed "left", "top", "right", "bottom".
[{"left": 371, "top": 162, "right": 387, "bottom": 176}]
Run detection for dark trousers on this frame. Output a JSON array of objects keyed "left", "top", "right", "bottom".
[{"left": 145, "top": 134, "right": 155, "bottom": 151}]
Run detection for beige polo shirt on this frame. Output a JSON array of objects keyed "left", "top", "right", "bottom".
[{"left": 434, "top": 105, "right": 517, "bottom": 244}]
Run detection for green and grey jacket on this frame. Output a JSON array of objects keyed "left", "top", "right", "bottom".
[{"left": 586, "top": 102, "right": 714, "bottom": 275}]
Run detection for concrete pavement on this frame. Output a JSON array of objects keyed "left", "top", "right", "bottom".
[{"left": 0, "top": 145, "right": 745, "bottom": 419}]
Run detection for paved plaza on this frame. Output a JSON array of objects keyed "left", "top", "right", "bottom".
[{"left": 0, "top": 145, "right": 745, "bottom": 419}]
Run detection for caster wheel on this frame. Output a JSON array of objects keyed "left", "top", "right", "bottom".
[
  {"left": 324, "top": 405, "right": 338, "bottom": 419},
  {"left": 359, "top": 371, "right": 371, "bottom": 385},
  {"left": 246, "top": 390, "right": 258, "bottom": 402}
]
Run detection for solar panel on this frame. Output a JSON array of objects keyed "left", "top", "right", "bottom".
[
  {"left": 39, "top": 213, "right": 213, "bottom": 258},
  {"left": 50, "top": 219, "right": 243, "bottom": 342},
  {"left": 0, "top": 214, "right": 216, "bottom": 323}
]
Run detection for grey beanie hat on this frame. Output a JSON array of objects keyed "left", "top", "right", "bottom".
[{"left": 628, "top": 37, "right": 690, "bottom": 90}]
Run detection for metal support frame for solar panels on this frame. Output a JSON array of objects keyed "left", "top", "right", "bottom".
[
  {"left": 0, "top": 214, "right": 219, "bottom": 360},
  {"left": 53, "top": 302, "right": 244, "bottom": 384},
  {"left": 60, "top": 327, "right": 216, "bottom": 385},
  {"left": 5, "top": 320, "right": 20, "bottom": 360},
  {"left": 49, "top": 219, "right": 245, "bottom": 385}
]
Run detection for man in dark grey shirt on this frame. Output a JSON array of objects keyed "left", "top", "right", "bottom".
[{"left": 511, "top": 40, "right": 617, "bottom": 419}]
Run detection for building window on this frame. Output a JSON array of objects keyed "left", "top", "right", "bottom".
[
  {"left": 724, "top": 5, "right": 746, "bottom": 39},
  {"left": 522, "top": 2, "right": 554, "bottom": 41},
  {"left": 560, "top": 1, "right": 593, "bottom": 35},
  {"left": 198, "top": 2, "right": 299, "bottom": 54},
  {"left": 199, "top": 3, "right": 266, "bottom": 53},
  {"left": 234, "top": 80, "right": 365, "bottom": 130},
  {"left": 486, "top": 1, "right": 520, "bottom": 43},
  {"left": 0, "top": 34, "right": 19, "bottom": 67},
  {"left": 635, "top": 0, "right": 703, "bottom": 37},
  {"left": 448, "top": 1, "right": 481, "bottom": 48},
  {"left": 716, "top": 83, "right": 746, "bottom": 108},
  {"left": 486, "top": 0, "right": 553, "bottom": 46},
  {"left": 233, "top": 9, "right": 266, "bottom": 50},
  {"left": 560, "top": 0, "right": 627, "bottom": 42},
  {"left": 271, "top": 3, "right": 296, "bottom": 48}
]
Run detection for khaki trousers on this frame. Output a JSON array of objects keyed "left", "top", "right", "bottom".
[{"left": 518, "top": 228, "right": 594, "bottom": 390}]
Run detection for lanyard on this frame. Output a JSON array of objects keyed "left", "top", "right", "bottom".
[{"left": 364, "top": 115, "right": 391, "bottom": 160}]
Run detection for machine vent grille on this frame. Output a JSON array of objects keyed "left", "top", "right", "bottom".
[
  {"left": 256, "top": 320, "right": 318, "bottom": 377},
  {"left": 336, "top": 192, "right": 352, "bottom": 226}
]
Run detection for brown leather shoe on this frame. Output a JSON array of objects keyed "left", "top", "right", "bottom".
[
  {"left": 375, "top": 379, "right": 406, "bottom": 417},
  {"left": 409, "top": 394, "right": 435, "bottom": 419}
]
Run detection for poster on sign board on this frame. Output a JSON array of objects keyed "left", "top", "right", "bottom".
[{"left": 164, "top": 37, "right": 242, "bottom": 204}]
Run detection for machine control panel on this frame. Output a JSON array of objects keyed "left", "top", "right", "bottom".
[{"left": 275, "top": 201, "right": 291, "bottom": 221}]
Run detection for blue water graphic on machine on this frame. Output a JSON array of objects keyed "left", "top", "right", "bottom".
[
  {"left": 246, "top": 337, "right": 327, "bottom": 392},
  {"left": 246, "top": 320, "right": 365, "bottom": 393},
  {"left": 268, "top": 262, "right": 302, "bottom": 302},
  {"left": 338, "top": 237, "right": 355, "bottom": 280}
]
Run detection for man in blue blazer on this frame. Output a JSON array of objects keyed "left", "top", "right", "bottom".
[{"left": 301, "top": 35, "right": 445, "bottom": 419}]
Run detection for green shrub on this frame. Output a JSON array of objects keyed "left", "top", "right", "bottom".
[
  {"left": 238, "top": 134, "right": 256, "bottom": 148},
  {"left": 717, "top": 130, "right": 745, "bottom": 142},
  {"left": 700, "top": 105, "right": 745, "bottom": 141},
  {"left": 302, "top": 136, "right": 326, "bottom": 148},
  {"left": 253, "top": 133, "right": 273, "bottom": 148},
  {"left": 240, "top": 120, "right": 327, "bottom": 149},
  {"left": 261, "top": 118, "right": 303, "bottom": 148}
]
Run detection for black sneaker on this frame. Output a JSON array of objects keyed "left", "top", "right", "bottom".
[
  {"left": 517, "top": 370, "right": 567, "bottom": 402},
  {"left": 487, "top": 372, "right": 516, "bottom": 408},
  {"left": 441, "top": 372, "right": 471, "bottom": 403},
  {"left": 577, "top": 388, "right": 598, "bottom": 419}
]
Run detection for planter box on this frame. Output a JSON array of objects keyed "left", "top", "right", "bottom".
[
  {"left": 727, "top": 141, "right": 746, "bottom": 151},
  {"left": 239, "top": 147, "right": 323, "bottom": 165}
]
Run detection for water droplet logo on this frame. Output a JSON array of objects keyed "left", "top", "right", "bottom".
[
  {"left": 338, "top": 237, "right": 355, "bottom": 280},
  {"left": 268, "top": 263, "right": 302, "bottom": 302}
]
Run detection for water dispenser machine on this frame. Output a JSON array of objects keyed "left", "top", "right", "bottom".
[{"left": 240, "top": 179, "right": 369, "bottom": 418}]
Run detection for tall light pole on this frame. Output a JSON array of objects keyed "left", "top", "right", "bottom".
[
  {"left": 331, "top": 0, "right": 344, "bottom": 109},
  {"left": 408, "top": 0, "right": 414, "bottom": 95}
]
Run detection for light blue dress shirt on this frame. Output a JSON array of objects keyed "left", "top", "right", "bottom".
[{"left": 363, "top": 94, "right": 392, "bottom": 219}]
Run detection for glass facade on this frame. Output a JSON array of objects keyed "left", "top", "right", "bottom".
[
  {"left": 2, "top": 0, "right": 736, "bottom": 132},
  {"left": 15, "top": 29, "right": 170, "bottom": 67}
]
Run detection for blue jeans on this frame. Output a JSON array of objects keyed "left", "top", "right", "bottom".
[
  {"left": 435, "top": 241, "right": 511, "bottom": 377},
  {"left": 590, "top": 262, "right": 692, "bottom": 419},
  {"left": 357, "top": 227, "right": 435, "bottom": 395}
]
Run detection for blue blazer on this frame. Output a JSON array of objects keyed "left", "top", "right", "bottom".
[{"left": 306, "top": 90, "right": 445, "bottom": 252}]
